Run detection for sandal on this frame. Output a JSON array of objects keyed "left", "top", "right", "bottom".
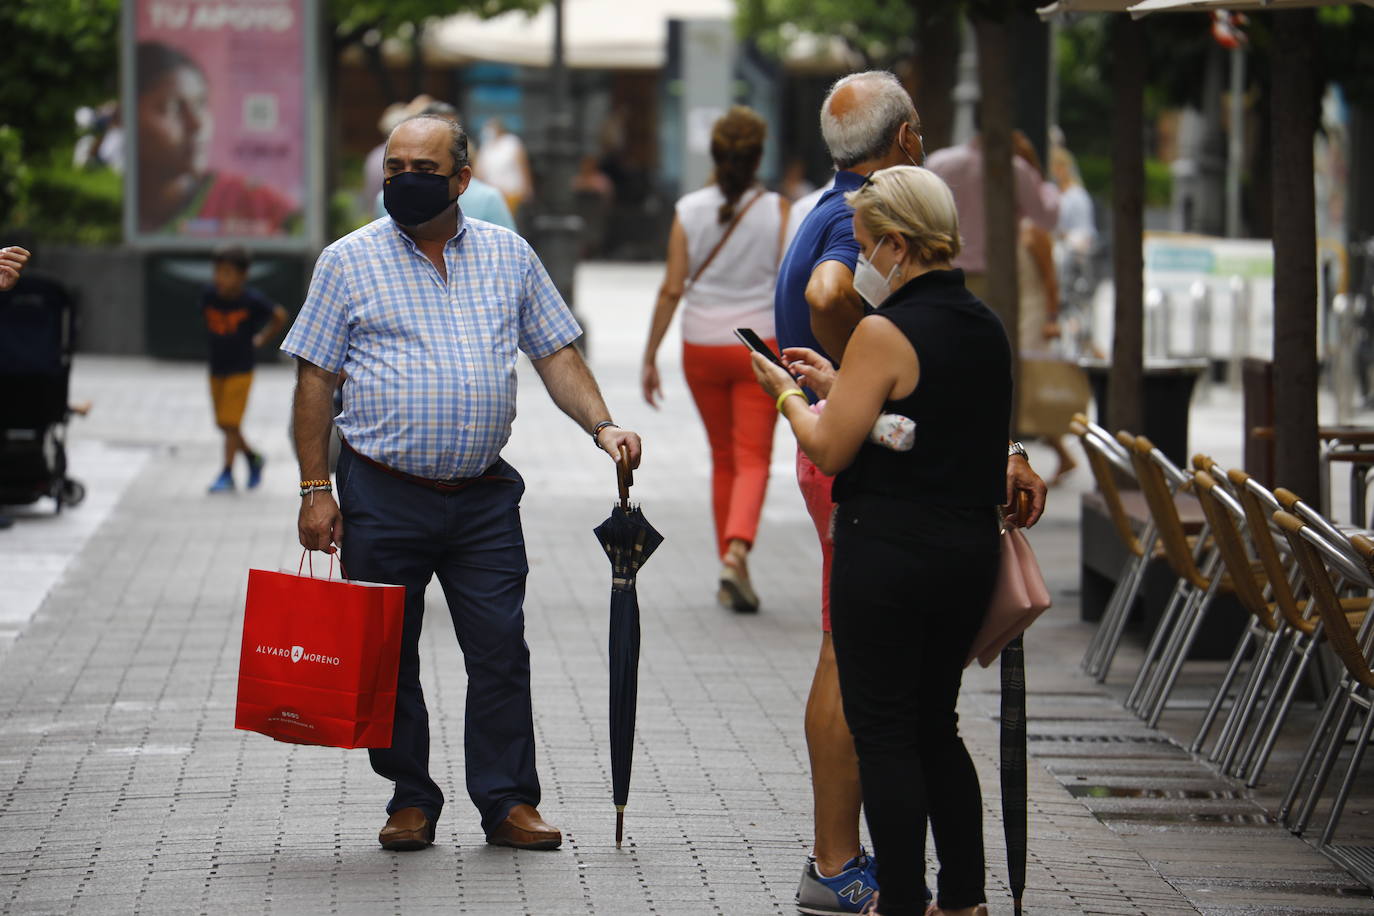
[{"left": 718, "top": 559, "right": 759, "bottom": 613}]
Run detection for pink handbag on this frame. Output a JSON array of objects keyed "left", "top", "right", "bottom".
[{"left": 966, "top": 526, "right": 1052, "bottom": 668}]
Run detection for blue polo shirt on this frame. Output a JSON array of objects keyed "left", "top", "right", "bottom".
[{"left": 773, "top": 169, "right": 866, "bottom": 371}]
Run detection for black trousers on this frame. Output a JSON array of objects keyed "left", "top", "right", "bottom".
[{"left": 830, "top": 496, "right": 1001, "bottom": 915}]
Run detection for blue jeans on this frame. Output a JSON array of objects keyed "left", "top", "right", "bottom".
[{"left": 337, "top": 446, "right": 540, "bottom": 834}]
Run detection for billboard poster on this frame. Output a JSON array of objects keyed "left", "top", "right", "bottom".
[{"left": 126, "top": 0, "right": 311, "bottom": 245}]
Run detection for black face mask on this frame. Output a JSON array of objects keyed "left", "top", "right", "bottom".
[{"left": 383, "top": 171, "right": 459, "bottom": 227}]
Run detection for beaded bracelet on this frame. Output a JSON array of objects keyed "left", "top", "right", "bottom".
[{"left": 300, "top": 482, "right": 333, "bottom": 505}]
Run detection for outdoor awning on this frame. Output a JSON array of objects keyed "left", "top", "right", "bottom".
[
  {"left": 422, "top": 0, "right": 732, "bottom": 69},
  {"left": 1128, "top": 0, "right": 1373, "bottom": 15},
  {"left": 1037, "top": 0, "right": 1134, "bottom": 18},
  {"left": 1040, "top": 0, "right": 1372, "bottom": 17}
]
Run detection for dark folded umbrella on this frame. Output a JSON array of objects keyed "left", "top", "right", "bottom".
[
  {"left": 1000, "top": 634, "right": 1028, "bottom": 916},
  {"left": 593, "top": 448, "right": 663, "bottom": 848}
]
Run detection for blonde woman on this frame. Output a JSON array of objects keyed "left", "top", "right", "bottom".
[
  {"left": 753, "top": 166, "right": 1018, "bottom": 916},
  {"left": 642, "top": 106, "right": 788, "bottom": 612}
]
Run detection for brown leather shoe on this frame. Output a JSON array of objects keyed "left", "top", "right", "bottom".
[
  {"left": 485, "top": 803, "right": 562, "bottom": 850},
  {"left": 378, "top": 807, "right": 435, "bottom": 851}
]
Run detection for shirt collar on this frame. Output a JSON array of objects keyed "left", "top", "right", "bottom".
[
  {"left": 391, "top": 208, "right": 467, "bottom": 251},
  {"left": 833, "top": 170, "right": 869, "bottom": 191}
]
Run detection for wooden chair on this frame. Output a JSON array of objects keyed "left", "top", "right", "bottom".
[
  {"left": 1188, "top": 470, "right": 1280, "bottom": 765},
  {"left": 1228, "top": 470, "right": 1370, "bottom": 787},
  {"left": 1071, "top": 417, "right": 1154, "bottom": 681},
  {"left": 1122, "top": 434, "right": 1223, "bottom": 725},
  {"left": 1274, "top": 513, "right": 1374, "bottom": 884}
]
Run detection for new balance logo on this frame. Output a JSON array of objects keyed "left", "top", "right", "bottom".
[{"left": 838, "top": 879, "right": 873, "bottom": 904}]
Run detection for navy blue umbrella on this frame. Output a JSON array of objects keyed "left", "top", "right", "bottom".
[
  {"left": 1000, "top": 634, "right": 1028, "bottom": 916},
  {"left": 594, "top": 448, "right": 663, "bottom": 847}
]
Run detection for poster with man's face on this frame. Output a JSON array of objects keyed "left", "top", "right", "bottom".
[{"left": 129, "top": 0, "right": 307, "bottom": 242}]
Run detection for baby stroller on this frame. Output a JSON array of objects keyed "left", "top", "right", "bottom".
[{"left": 0, "top": 273, "right": 85, "bottom": 512}]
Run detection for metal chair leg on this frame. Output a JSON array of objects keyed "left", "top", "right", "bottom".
[
  {"left": 1293, "top": 690, "right": 1359, "bottom": 835},
  {"left": 1240, "top": 630, "right": 1308, "bottom": 784},
  {"left": 1136, "top": 587, "right": 1202, "bottom": 717},
  {"left": 1125, "top": 578, "right": 1190, "bottom": 711},
  {"left": 1317, "top": 695, "right": 1374, "bottom": 848},
  {"left": 1218, "top": 626, "right": 1282, "bottom": 773},
  {"left": 1093, "top": 552, "right": 1151, "bottom": 682},
  {"left": 1191, "top": 626, "right": 1255, "bottom": 755},
  {"left": 1146, "top": 577, "right": 1223, "bottom": 727},
  {"left": 1084, "top": 553, "right": 1141, "bottom": 676},
  {"left": 1279, "top": 677, "right": 1348, "bottom": 826}
]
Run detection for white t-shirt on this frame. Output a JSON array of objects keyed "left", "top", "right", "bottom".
[{"left": 675, "top": 185, "right": 783, "bottom": 346}]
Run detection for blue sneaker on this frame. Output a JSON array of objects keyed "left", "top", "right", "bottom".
[
  {"left": 208, "top": 468, "right": 235, "bottom": 493},
  {"left": 796, "top": 850, "right": 878, "bottom": 915},
  {"left": 246, "top": 452, "right": 265, "bottom": 489}
]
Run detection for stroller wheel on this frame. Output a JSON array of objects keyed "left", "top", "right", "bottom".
[{"left": 60, "top": 478, "right": 86, "bottom": 509}]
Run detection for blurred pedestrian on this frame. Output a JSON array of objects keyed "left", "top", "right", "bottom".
[
  {"left": 202, "top": 245, "right": 287, "bottom": 493},
  {"left": 283, "top": 113, "right": 642, "bottom": 854},
  {"left": 372, "top": 102, "right": 516, "bottom": 232},
  {"left": 781, "top": 157, "right": 817, "bottom": 202},
  {"left": 1012, "top": 132, "right": 1076, "bottom": 484},
  {"left": 776, "top": 71, "right": 1047, "bottom": 916},
  {"left": 640, "top": 106, "right": 788, "bottom": 613},
  {"left": 925, "top": 127, "right": 1059, "bottom": 301},
  {"left": 476, "top": 117, "right": 533, "bottom": 215},
  {"left": 361, "top": 100, "right": 417, "bottom": 214},
  {"left": 756, "top": 164, "right": 1013, "bottom": 916}
]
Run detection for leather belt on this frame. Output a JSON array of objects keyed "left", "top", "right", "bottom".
[{"left": 341, "top": 439, "right": 496, "bottom": 493}]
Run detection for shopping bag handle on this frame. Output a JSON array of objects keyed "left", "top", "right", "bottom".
[
  {"left": 298, "top": 549, "right": 349, "bottom": 581},
  {"left": 616, "top": 444, "right": 632, "bottom": 510}
]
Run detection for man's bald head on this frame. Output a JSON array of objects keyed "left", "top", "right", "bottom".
[
  {"left": 820, "top": 71, "right": 920, "bottom": 170},
  {"left": 385, "top": 114, "right": 469, "bottom": 174}
]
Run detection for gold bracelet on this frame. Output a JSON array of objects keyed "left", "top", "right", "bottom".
[
  {"left": 775, "top": 388, "right": 806, "bottom": 413},
  {"left": 299, "top": 478, "right": 330, "bottom": 488}
]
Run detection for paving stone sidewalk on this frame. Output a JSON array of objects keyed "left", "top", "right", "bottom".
[{"left": 1, "top": 264, "right": 1371, "bottom": 915}]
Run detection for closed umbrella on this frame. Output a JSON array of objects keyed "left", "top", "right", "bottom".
[
  {"left": 1000, "top": 634, "right": 1028, "bottom": 915},
  {"left": 593, "top": 447, "right": 663, "bottom": 847}
]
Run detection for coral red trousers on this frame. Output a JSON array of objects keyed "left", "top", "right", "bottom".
[{"left": 682, "top": 340, "right": 778, "bottom": 559}]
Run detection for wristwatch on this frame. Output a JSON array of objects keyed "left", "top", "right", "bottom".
[{"left": 1008, "top": 440, "right": 1029, "bottom": 460}]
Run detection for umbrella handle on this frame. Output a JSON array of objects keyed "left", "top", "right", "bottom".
[{"left": 617, "top": 444, "right": 632, "bottom": 509}]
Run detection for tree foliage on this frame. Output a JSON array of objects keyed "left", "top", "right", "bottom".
[
  {"left": 330, "top": 0, "right": 545, "bottom": 49},
  {"left": 736, "top": 0, "right": 916, "bottom": 66},
  {"left": 0, "top": 0, "right": 121, "bottom": 162}
]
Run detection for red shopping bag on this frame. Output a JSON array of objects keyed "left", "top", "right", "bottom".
[{"left": 235, "top": 555, "right": 405, "bottom": 749}]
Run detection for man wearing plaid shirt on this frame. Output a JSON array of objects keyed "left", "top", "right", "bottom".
[{"left": 283, "top": 114, "right": 642, "bottom": 854}]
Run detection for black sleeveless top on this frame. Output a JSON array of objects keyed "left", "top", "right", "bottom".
[{"left": 831, "top": 269, "right": 1012, "bottom": 508}]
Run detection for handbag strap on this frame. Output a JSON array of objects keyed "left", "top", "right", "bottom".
[{"left": 686, "top": 189, "right": 766, "bottom": 289}]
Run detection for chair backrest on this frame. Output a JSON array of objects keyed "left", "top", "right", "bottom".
[
  {"left": 1193, "top": 453, "right": 1233, "bottom": 494},
  {"left": 1072, "top": 420, "right": 1145, "bottom": 557},
  {"left": 1273, "top": 487, "right": 1367, "bottom": 574},
  {"left": 1125, "top": 433, "right": 1208, "bottom": 587},
  {"left": 1275, "top": 511, "right": 1374, "bottom": 690},
  {"left": 1230, "top": 469, "right": 1307, "bottom": 630},
  {"left": 1194, "top": 470, "right": 1276, "bottom": 630}
]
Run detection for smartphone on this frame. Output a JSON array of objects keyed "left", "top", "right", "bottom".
[{"left": 733, "top": 328, "right": 786, "bottom": 368}]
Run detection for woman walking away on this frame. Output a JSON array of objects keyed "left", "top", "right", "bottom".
[
  {"left": 752, "top": 165, "right": 1019, "bottom": 916},
  {"left": 642, "top": 106, "right": 789, "bottom": 612}
]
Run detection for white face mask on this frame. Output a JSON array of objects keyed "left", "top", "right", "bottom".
[{"left": 853, "top": 238, "right": 900, "bottom": 308}]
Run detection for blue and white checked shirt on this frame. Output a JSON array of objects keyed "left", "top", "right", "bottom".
[{"left": 281, "top": 216, "right": 582, "bottom": 479}]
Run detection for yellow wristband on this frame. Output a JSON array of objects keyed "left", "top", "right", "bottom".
[{"left": 775, "top": 388, "right": 806, "bottom": 413}]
